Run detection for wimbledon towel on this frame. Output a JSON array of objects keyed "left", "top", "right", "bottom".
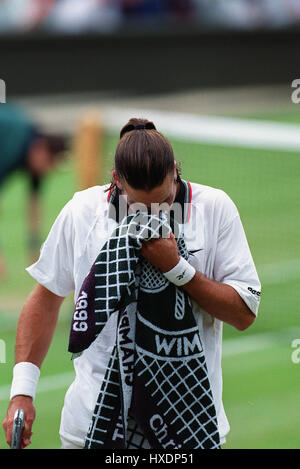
[{"left": 68, "top": 211, "right": 220, "bottom": 449}]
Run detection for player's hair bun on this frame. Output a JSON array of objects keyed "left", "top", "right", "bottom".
[{"left": 120, "top": 118, "right": 156, "bottom": 139}]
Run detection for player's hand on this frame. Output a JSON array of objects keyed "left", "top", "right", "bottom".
[
  {"left": 3, "top": 395, "right": 36, "bottom": 448},
  {"left": 141, "top": 232, "right": 180, "bottom": 273}
]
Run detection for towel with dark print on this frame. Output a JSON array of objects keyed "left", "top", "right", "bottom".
[{"left": 68, "top": 211, "right": 220, "bottom": 449}]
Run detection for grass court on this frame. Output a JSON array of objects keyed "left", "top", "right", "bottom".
[{"left": 0, "top": 112, "right": 299, "bottom": 448}]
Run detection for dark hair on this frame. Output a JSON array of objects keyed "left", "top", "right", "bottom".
[
  {"left": 114, "top": 118, "right": 175, "bottom": 191},
  {"left": 41, "top": 133, "right": 68, "bottom": 159},
  {"left": 27, "top": 133, "right": 68, "bottom": 193}
]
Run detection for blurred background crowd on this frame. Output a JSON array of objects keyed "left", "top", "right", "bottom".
[{"left": 1, "top": 0, "right": 300, "bottom": 35}]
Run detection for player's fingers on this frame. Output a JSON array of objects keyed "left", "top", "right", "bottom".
[
  {"left": 21, "top": 431, "right": 33, "bottom": 449},
  {"left": 168, "top": 232, "right": 178, "bottom": 246},
  {"left": 22, "top": 414, "right": 34, "bottom": 447},
  {"left": 3, "top": 406, "right": 22, "bottom": 447},
  {"left": 2, "top": 414, "right": 13, "bottom": 446}
]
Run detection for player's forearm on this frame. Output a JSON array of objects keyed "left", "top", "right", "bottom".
[
  {"left": 141, "top": 237, "right": 255, "bottom": 330},
  {"left": 15, "top": 284, "right": 64, "bottom": 368},
  {"left": 182, "top": 271, "right": 255, "bottom": 331}
]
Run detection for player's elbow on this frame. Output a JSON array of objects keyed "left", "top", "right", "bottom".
[{"left": 235, "top": 310, "right": 256, "bottom": 331}]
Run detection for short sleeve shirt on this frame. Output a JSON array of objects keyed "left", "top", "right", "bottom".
[{"left": 26, "top": 182, "right": 261, "bottom": 446}]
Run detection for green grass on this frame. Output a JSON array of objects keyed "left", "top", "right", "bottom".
[
  {"left": 223, "top": 343, "right": 300, "bottom": 449},
  {"left": 0, "top": 118, "right": 299, "bottom": 449}
]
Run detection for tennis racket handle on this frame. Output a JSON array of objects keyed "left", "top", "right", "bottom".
[{"left": 10, "top": 409, "right": 25, "bottom": 449}]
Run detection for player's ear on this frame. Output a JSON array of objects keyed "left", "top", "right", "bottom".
[
  {"left": 173, "top": 162, "right": 178, "bottom": 182},
  {"left": 112, "top": 170, "right": 122, "bottom": 190}
]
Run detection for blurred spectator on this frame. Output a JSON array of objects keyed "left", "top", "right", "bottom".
[
  {"left": 0, "top": 0, "right": 300, "bottom": 34},
  {"left": 167, "top": 0, "right": 195, "bottom": 20},
  {"left": 192, "top": 0, "right": 300, "bottom": 29},
  {"left": 192, "top": 0, "right": 269, "bottom": 30},
  {"left": 43, "top": 0, "right": 122, "bottom": 34},
  {"left": 121, "top": 0, "right": 166, "bottom": 17},
  {"left": 121, "top": 0, "right": 194, "bottom": 21},
  {"left": 0, "top": 103, "right": 68, "bottom": 278},
  {"left": 0, "top": 0, "right": 54, "bottom": 33}
]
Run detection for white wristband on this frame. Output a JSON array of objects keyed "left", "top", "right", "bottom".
[
  {"left": 10, "top": 362, "right": 40, "bottom": 401},
  {"left": 163, "top": 257, "right": 196, "bottom": 286}
]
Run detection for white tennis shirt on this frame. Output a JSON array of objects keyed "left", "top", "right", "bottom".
[{"left": 26, "top": 182, "right": 261, "bottom": 448}]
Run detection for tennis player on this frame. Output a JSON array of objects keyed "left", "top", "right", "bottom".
[{"left": 3, "top": 118, "right": 261, "bottom": 449}]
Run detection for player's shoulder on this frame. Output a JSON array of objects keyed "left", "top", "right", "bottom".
[
  {"left": 66, "top": 184, "right": 109, "bottom": 223},
  {"left": 190, "top": 181, "right": 234, "bottom": 205},
  {"left": 189, "top": 181, "right": 239, "bottom": 222},
  {"left": 71, "top": 185, "right": 109, "bottom": 209}
]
